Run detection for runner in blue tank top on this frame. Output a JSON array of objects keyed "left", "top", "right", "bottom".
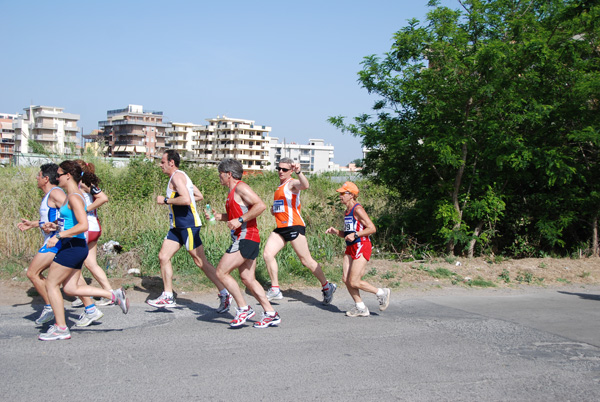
[
  {"left": 37, "top": 160, "right": 129, "bottom": 341},
  {"left": 17, "top": 163, "right": 66, "bottom": 325}
]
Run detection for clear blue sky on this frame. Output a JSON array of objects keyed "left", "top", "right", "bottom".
[{"left": 3, "top": 0, "right": 457, "bottom": 165}]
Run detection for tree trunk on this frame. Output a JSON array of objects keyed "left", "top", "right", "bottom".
[
  {"left": 593, "top": 214, "right": 599, "bottom": 258},
  {"left": 467, "top": 221, "right": 485, "bottom": 258},
  {"left": 446, "top": 143, "right": 468, "bottom": 255}
]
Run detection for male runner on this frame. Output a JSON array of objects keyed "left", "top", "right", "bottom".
[
  {"left": 147, "top": 150, "right": 231, "bottom": 312},
  {"left": 210, "top": 158, "right": 281, "bottom": 328},
  {"left": 263, "top": 157, "right": 336, "bottom": 304}
]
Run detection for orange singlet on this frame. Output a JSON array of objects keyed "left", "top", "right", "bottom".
[{"left": 273, "top": 179, "right": 305, "bottom": 229}]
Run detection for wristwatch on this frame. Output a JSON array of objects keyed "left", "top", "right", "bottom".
[
  {"left": 56, "top": 232, "right": 61, "bottom": 240},
  {"left": 238, "top": 217, "right": 244, "bottom": 224},
  {"left": 164, "top": 197, "right": 169, "bottom": 204},
  {"left": 353, "top": 233, "right": 359, "bottom": 241}
]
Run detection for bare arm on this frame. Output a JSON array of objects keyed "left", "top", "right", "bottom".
[
  {"left": 156, "top": 173, "right": 191, "bottom": 206},
  {"left": 226, "top": 182, "right": 266, "bottom": 230},
  {"left": 288, "top": 163, "right": 309, "bottom": 192},
  {"left": 352, "top": 205, "right": 376, "bottom": 239},
  {"left": 86, "top": 190, "right": 108, "bottom": 212},
  {"left": 192, "top": 185, "right": 204, "bottom": 202}
]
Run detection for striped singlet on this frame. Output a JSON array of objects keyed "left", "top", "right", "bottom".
[
  {"left": 166, "top": 170, "right": 201, "bottom": 229},
  {"left": 273, "top": 178, "right": 305, "bottom": 228},
  {"left": 39, "top": 186, "right": 64, "bottom": 245},
  {"left": 226, "top": 181, "right": 260, "bottom": 242}
]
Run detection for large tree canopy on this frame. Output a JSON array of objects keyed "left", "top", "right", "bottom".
[{"left": 331, "top": 0, "right": 600, "bottom": 257}]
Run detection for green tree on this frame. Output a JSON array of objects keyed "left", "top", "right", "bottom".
[{"left": 330, "top": 0, "right": 600, "bottom": 257}]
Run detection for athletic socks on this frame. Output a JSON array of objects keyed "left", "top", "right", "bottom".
[
  {"left": 356, "top": 302, "right": 366, "bottom": 310},
  {"left": 85, "top": 304, "right": 96, "bottom": 314}
]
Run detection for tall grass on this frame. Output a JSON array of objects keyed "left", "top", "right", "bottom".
[{"left": 0, "top": 157, "right": 389, "bottom": 287}]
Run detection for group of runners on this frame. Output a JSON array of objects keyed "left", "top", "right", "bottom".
[{"left": 20, "top": 150, "right": 390, "bottom": 340}]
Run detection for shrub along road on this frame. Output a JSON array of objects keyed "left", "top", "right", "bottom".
[{"left": 1, "top": 285, "right": 599, "bottom": 401}]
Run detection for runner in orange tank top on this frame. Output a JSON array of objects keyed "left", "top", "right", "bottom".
[{"left": 263, "top": 158, "right": 337, "bottom": 305}]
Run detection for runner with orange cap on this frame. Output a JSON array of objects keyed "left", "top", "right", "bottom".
[{"left": 326, "top": 181, "right": 390, "bottom": 317}]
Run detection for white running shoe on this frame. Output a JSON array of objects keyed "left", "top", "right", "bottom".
[
  {"left": 74, "top": 308, "right": 104, "bottom": 327},
  {"left": 35, "top": 307, "right": 54, "bottom": 325},
  {"left": 266, "top": 287, "right": 283, "bottom": 301}
]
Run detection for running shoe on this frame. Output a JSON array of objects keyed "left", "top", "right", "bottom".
[
  {"left": 266, "top": 287, "right": 283, "bottom": 301},
  {"left": 35, "top": 307, "right": 54, "bottom": 325},
  {"left": 216, "top": 293, "right": 232, "bottom": 314},
  {"left": 377, "top": 288, "right": 391, "bottom": 311},
  {"left": 74, "top": 308, "right": 104, "bottom": 327},
  {"left": 322, "top": 283, "right": 337, "bottom": 305},
  {"left": 229, "top": 307, "right": 256, "bottom": 327},
  {"left": 113, "top": 288, "right": 130, "bottom": 314},
  {"left": 346, "top": 306, "right": 370, "bottom": 317},
  {"left": 147, "top": 293, "right": 176, "bottom": 309},
  {"left": 38, "top": 325, "right": 71, "bottom": 341},
  {"left": 253, "top": 312, "right": 281, "bottom": 328},
  {"left": 71, "top": 297, "right": 84, "bottom": 308},
  {"left": 96, "top": 297, "right": 114, "bottom": 306}
]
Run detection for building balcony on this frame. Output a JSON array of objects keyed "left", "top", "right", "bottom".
[{"left": 64, "top": 125, "right": 80, "bottom": 132}]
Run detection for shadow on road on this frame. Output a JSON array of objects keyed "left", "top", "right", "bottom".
[{"left": 557, "top": 291, "right": 600, "bottom": 301}]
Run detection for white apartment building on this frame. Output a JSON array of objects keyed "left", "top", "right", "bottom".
[
  {"left": 166, "top": 122, "right": 196, "bottom": 157},
  {"left": 13, "top": 106, "right": 80, "bottom": 155},
  {"left": 192, "top": 115, "right": 271, "bottom": 172},
  {"left": 268, "top": 138, "right": 334, "bottom": 173}
]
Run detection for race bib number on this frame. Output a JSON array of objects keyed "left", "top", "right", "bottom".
[
  {"left": 344, "top": 216, "right": 354, "bottom": 232},
  {"left": 273, "top": 200, "right": 285, "bottom": 213}
]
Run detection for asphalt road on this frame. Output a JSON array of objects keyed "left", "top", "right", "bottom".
[{"left": 1, "top": 286, "right": 599, "bottom": 401}]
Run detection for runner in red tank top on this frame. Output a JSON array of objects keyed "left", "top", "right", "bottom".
[
  {"left": 263, "top": 157, "right": 336, "bottom": 305},
  {"left": 325, "top": 182, "right": 391, "bottom": 317},
  {"left": 208, "top": 158, "right": 281, "bottom": 329}
]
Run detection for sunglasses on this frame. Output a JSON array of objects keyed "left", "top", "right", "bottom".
[
  {"left": 276, "top": 167, "right": 291, "bottom": 172},
  {"left": 57, "top": 172, "right": 68, "bottom": 177}
]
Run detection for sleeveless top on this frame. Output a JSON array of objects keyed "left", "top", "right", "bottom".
[
  {"left": 166, "top": 170, "right": 201, "bottom": 229},
  {"left": 39, "top": 186, "right": 64, "bottom": 244},
  {"left": 273, "top": 179, "right": 305, "bottom": 228},
  {"left": 226, "top": 181, "right": 260, "bottom": 242},
  {"left": 82, "top": 191, "right": 101, "bottom": 232},
  {"left": 344, "top": 203, "right": 372, "bottom": 247},
  {"left": 57, "top": 193, "right": 87, "bottom": 239}
]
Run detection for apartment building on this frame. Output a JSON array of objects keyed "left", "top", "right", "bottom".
[
  {"left": 12, "top": 106, "right": 80, "bottom": 155},
  {"left": 192, "top": 115, "right": 271, "bottom": 172},
  {"left": 0, "top": 113, "right": 17, "bottom": 165},
  {"left": 98, "top": 104, "right": 170, "bottom": 158},
  {"left": 166, "top": 122, "right": 196, "bottom": 157},
  {"left": 268, "top": 138, "right": 334, "bottom": 173}
]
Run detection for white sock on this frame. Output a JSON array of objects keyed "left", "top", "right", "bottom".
[
  {"left": 164, "top": 292, "right": 173, "bottom": 298},
  {"left": 356, "top": 302, "right": 366, "bottom": 309},
  {"left": 239, "top": 305, "right": 249, "bottom": 311},
  {"left": 376, "top": 288, "right": 384, "bottom": 297},
  {"left": 265, "top": 311, "right": 276, "bottom": 316},
  {"left": 219, "top": 289, "right": 228, "bottom": 296}
]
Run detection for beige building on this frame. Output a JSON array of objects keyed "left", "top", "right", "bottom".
[
  {"left": 166, "top": 122, "right": 196, "bottom": 158},
  {"left": 192, "top": 115, "right": 271, "bottom": 172},
  {"left": 0, "top": 113, "right": 17, "bottom": 165},
  {"left": 13, "top": 106, "right": 80, "bottom": 155},
  {"left": 98, "top": 104, "right": 170, "bottom": 158}
]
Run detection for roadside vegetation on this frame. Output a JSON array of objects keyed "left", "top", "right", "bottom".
[{"left": 1, "top": 157, "right": 598, "bottom": 293}]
